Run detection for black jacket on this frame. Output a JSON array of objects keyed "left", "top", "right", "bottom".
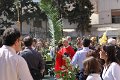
[{"left": 20, "top": 47, "right": 45, "bottom": 80}]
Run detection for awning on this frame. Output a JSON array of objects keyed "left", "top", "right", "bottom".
[
  {"left": 63, "top": 29, "right": 75, "bottom": 32},
  {"left": 97, "top": 27, "right": 120, "bottom": 31}
]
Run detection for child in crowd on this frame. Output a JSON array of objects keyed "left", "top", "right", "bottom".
[{"left": 83, "top": 56, "right": 102, "bottom": 80}]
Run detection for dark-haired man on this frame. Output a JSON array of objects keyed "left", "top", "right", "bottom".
[
  {"left": 0, "top": 28, "right": 33, "bottom": 80},
  {"left": 71, "top": 38, "right": 91, "bottom": 70},
  {"left": 20, "top": 36, "right": 45, "bottom": 80},
  {"left": 71, "top": 38, "right": 91, "bottom": 80}
]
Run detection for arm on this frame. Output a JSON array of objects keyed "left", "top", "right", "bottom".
[
  {"left": 112, "top": 62, "right": 120, "bottom": 80},
  {"left": 66, "top": 46, "right": 75, "bottom": 59},
  {"left": 70, "top": 47, "right": 75, "bottom": 59},
  {"left": 38, "top": 53, "right": 45, "bottom": 74},
  {"left": 17, "top": 57, "right": 33, "bottom": 80},
  {"left": 70, "top": 52, "right": 79, "bottom": 67}
]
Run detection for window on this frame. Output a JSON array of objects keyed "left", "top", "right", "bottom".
[
  {"left": 112, "top": 16, "right": 120, "bottom": 23},
  {"left": 111, "top": 9, "right": 120, "bottom": 23}
]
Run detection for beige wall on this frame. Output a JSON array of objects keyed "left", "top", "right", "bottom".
[
  {"left": 98, "top": 0, "right": 120, "bottom": 24},
  {"left": 90, "top": 13, "right": 99, "bottom": 24},
  {"left": 62, "top": 19, "right": 77, "bottom": 29}
]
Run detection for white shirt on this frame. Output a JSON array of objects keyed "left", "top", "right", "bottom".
[
  {"left": 86, "top": 73, "right": 102, "bottom": 80},
  {"left": 71, "top": 47, "right": 90, "bottom": 69},
  {"left": 0, "top": 45, "right": 33, "bottom": 80},
  {"left": 102, "top": 62, "right": 120, "bottom": 80}
]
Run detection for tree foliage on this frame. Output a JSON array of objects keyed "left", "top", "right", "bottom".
[
  {"left": 0, "top": 0, "right": 14, "bottom": 16},
  {"left": 0, "top": 0, "right": 15, "bottom": 28},
  {"left": 54, "top": 0, "right": 94, "bottom": 36},
  {"left": 0, "top": 0, "right": 47, "bottom": 28}
]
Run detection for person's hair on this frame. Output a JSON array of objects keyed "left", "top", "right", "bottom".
[
  {"left": 56, "top": 40, "right": 63, "bottom": 51},
  {"left": 23, "top": 36, "right": 33, "bottom": 47},
  {"left": 0, "top": 37, "right": 3, "bottom": 47},
  {"left": 83, "top": 56, "right": 101, "bottom": 75},
  {"left": 33, "top": 38, "right": 37, "bottom": 44},
  {"left": 86, "top": 50, "right": 99, "bottom": 58},
  {"left": 21, "top": 41, "right": 25, "bottom": 50},
  {"left": 77, "top": 37, "right": 81, "bottom": 40},
  {"left": 3, "top": 28, "right": 21, "bottom": 46},
  {"left": 62, "top": 38, "right": 68, "bottom": 42},
  {"left": 116, "top": 46, "right": 120, "bottom": 63},
  {"left": 58, "top": 40, "right": 63, "bottom": 48},
  {"left": 102, "top": 44, "right": 118, "bottom": 64},
  {"left": 82, "top": 38, "right": 91, "bottom": 47}
]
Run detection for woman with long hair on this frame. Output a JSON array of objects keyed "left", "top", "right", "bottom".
[{"left": 99, "top": 44, "right": 120, "bottom": 80}]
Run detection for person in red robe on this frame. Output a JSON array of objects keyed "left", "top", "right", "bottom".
[
  {"left": 54, "top": 40, "right": 63, "bottom": 71},
  {"left": 55, "top": 38, "right": 75, "bottom": 71}
]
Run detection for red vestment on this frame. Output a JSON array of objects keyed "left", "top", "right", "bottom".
[{"left": 55, "top": 46, "right": 75, "bottom": 71}]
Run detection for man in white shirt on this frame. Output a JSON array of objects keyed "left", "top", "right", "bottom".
[
  {"left": 71, "top": 38, "right": 91, "bottom": 70},
  {"left": 0, "top": 28, "right": 33, "bottom": 80}
]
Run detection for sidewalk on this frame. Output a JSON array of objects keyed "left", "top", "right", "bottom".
[
  {"left": 42, "top": 75, "right": 55, "bottom": 80},
  {"left": 42, "top": 75, "right": 62, "bottom": 80}
]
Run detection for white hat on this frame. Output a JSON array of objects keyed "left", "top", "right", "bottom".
[{"left": 107, "top": 38, "right": 116, "bottom": 45}]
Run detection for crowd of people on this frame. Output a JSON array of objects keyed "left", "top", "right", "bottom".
[
  {"left": 54, "top": 35, "right": 120, "bottom": 80},
  {"left": 0, "top": 28, "right": 45, "bottom": 80},
  {"left": 1, "top": 27, "right": 120, "bottom": 80}
]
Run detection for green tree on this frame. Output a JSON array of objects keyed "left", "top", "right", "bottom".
[
  {"left": 0, "top": 0, "right": 15, "bottom": 28},
  {"left": 0, "top": 0, "right": 47, "bottom": 28},
  {"left": 54, "top": 0, "right": 94, "bottom": 36},
  {"left": 40, "top": 0, "right": 62, "bottom": 47}
]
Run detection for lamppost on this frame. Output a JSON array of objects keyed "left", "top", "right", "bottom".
[{"left": 16, "top": 0, "right": 22, "bottom": 34}]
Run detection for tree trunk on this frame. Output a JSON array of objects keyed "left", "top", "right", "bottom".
[{"left": 77, "top": 29, "right": 85, "bottom": 38}]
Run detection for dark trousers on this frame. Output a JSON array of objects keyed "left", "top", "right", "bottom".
[{"left": 30, "top": 69, "right": 43, "bottom": 80}]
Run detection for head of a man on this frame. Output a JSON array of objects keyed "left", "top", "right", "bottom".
[
  {"left": 67, "top": 36, "right": 72, "bottom": 42},
  {"left": 82, "top": 38, "right": 91, "bottom": 47},
  {"left": 3, "top": 28, "right": 21, "bottom": 52},
  {"left": 32, "top": 38, "right": 37, "bottom": 47},
  {"left": 62, "top": 38, "right": 69, "bottom": 47},
  {"left": 23, "top": 36, "right": 33, "bottom": 47},
  {"left": 107, "top": 38, "right": 116, "bottom": 45}
]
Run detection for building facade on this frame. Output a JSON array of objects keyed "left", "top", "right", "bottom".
[
  {"left": 1, "top": 0, "right": 120, "bottom": 39},
  {"left": 91, "top": 0, "right": 120, "bottom": 38}
]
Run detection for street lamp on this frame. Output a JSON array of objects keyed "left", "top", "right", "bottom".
[{"left": 16, "top": 0, "right": 22, "bottom": 34}]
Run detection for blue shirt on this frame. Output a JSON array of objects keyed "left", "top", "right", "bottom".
[{"left": 71, "top": 47, "right": 90, "bottom": 70}]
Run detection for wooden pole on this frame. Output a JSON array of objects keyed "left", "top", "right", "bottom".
[{"left": 17, "top": 1, "right": 20, "bottom": 31}]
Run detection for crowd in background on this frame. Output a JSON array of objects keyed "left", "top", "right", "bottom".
[
  {"left": 1, "top": 28, "right": 120, "bottom": 80},
  {"left": 53, "top": 35, "right": 120, "bottom": 80}
]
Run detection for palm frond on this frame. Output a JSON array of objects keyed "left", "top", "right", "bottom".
[
  {"left": 48, "top": 18, "right": 55, "bottom": 47},
  {"left": 40, "top": 0, "right": 62, "bottom": 47}
]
